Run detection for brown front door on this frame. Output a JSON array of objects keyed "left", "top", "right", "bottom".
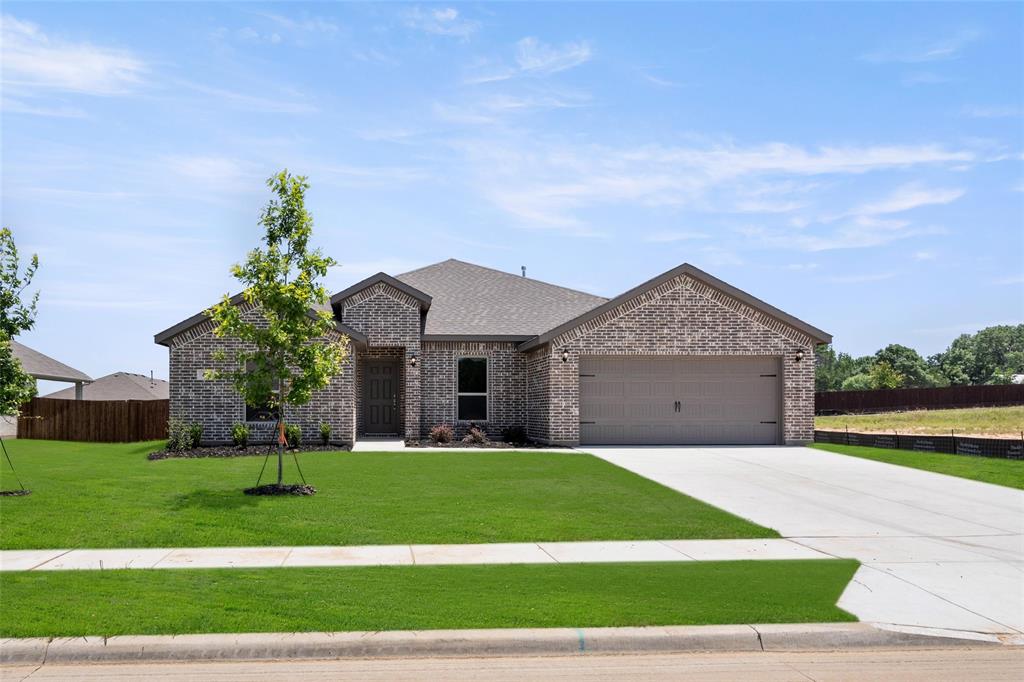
[{"left": 364, "top": 361, "right": 399, "bottom": 435}]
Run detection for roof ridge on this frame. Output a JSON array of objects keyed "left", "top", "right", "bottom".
[{"left": 398, "top": 258, "right": 607, "bottom": 301}]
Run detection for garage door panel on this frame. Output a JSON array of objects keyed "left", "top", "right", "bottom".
[{"left": 579, "top": 356, "right": 780, "bottom": 445}]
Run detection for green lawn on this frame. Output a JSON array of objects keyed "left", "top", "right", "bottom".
[
  {"left": 816, "top": 405, "right": 1024, "bottom": 438},
  {"left": 0, "top": 560, "right": 858, "bottom": 637},
  {"left": 811, "top": 443, "right": 1024, "bottom": 489},
  {"left": 0, "top": 440, "right": 775, "bottom": 549}
]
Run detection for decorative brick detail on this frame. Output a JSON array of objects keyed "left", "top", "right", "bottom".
[
  {"left": 165, "top": 303, "right": 355, "bottom": 446},
  {"left": 420, "top": 341, "right": 527, "bottom": 439},
  {"left": 341, "top": 283, "right": 422, "bottom": 440},
  {"left": 535, "top": 276, "right": 815, "bottom": 445}
]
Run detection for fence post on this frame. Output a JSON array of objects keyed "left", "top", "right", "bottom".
[
  {"left": 895, "top": 430, "right": 899, "bottom": 449},
  {"left": 951, "top": 429, "right": 956, "bottom": 455},
  {"left": 845, "top": 425, "right": 849, "bottom": 446}
]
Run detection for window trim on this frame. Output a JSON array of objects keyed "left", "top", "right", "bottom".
[{"left": 456, "top": 355, "right": 489, "bottom": 422}]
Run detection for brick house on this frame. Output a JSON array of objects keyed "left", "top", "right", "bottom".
[{"left": 155, "top": 259, "right": 830, "bottom": 447}]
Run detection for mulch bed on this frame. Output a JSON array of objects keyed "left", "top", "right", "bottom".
[
  {"left": 407, "top": 440, "right": 552, "bottom": 449},
  {"left": 0, "top": 489, "right": 31, "bottom": 497},
  {"left": 148, "top": 444, "right": 349, "bottom": 461},
  {"left": 243, "top": 483, "right": 317, "bottom": 496}
]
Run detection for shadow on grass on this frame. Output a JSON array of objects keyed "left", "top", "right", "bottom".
[{"left": 170, "top": 489, "right": 260, "bottom": 510}]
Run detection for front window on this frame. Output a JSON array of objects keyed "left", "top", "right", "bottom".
[
  {"left": 457, "top": 357, "right": 487, "bottom": 421},
  {"left": 244, "top": 360, "right": 280, "bottom": 422}
]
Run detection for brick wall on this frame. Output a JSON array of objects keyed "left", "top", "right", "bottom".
[
  {"left": 525, "top": 348, "right": 550, "bottom": 442},
  {"left": 537, "top": 274, "right": 816, "bottom": 445},
  {"left": 340, "top": 283, "right": 422, "bottom": 440},
  {"left": 165, "top": 303, "right": 356, "bottom": 445},
  {"left": 420, "top": 341, "right": 527, "bottom": 439}
]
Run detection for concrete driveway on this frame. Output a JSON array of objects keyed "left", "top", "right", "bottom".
[{"left": 586, "top": 446, "right": 1024, "bottom": 639}]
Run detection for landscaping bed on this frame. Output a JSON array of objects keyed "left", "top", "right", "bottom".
[
  {"left": 148, "top": 443, "right": 349, "bottom": 460},
  {"left": 0, "top": 560, "right": 858, "bottom": 637},
  {"left": 407, "top": 440, "right": 558, "bottom": 449},
  {"left": 0, "top": 440, "right": 776, "bottom": 549}
]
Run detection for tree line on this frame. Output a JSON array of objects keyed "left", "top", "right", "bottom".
[{"left": 815, "top": 325, "right": 1024, "bottom": 392}]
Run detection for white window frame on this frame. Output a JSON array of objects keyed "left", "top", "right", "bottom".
[{"left": 456, "top": 356, "right": 489, "bottom": 422}]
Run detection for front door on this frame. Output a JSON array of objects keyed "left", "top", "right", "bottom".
[{"left": 364, "top": 361, "right": 399, "bottom": 435}]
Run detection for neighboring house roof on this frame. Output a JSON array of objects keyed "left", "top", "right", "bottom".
[
  {"left": 395, "top": 259, "right": 608, "bottom": 337},
  {"left": 518, "top": 262, "right": 832, "bottom": 350},
  {"left": 153, "top": 292, "right": 368, "bottom": 347},
  {"left": 43, "top": 372, "right": 169, "bottom": 400},
  {"left": 10, "top": 340, "right": 92, "bottom": 383}
]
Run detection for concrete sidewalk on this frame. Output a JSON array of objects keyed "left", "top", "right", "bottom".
[{"left": 0, "top": 538, "right": 831, "bottom": 571}]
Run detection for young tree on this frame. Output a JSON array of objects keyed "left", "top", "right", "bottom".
[
  {"left": 868, "top": 361, "right": 904, "bottom": 390},
  {"left": 206, "top": 171, "right": 349, "bottom": 491},
  {"left": 0, "top": 227, "right": 39, "bottom": 417}
]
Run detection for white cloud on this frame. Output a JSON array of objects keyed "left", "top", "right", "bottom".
[
  {"left": 961, "top": 105, "right": 1022, "bottom": 119},
  {"left": 901, "top": 71, "right": 950, "bottom": 86},
  {"left": 403, "top": 7, "right": 478, "bottom": 38},
  {"left": 177, "top": 80, "right": 319, "bottom": 114},
  {"left": 164, "top": 155, "right": 251, "bottom": 187},
  {"left": 826, "top": 272, "right": 896, "bottom": 284},
  {"left": 854, "top": 183, "right": 965, "bottom": 216},
  {"left": 1, "top": 14, "right": 147, "bottom": 95},
  {"left": 0, "top": 96, "right": 86, "bottom": 118},
  {"left": 644, "top": 231, "right": 711, "bottom": 243},
  {"left": 640, "top": 71, "right": 681, "bottom": 88},
  {"left": 258, "top": 12, "right": 340, "bottom": 36},
  {"left": 994, "top": 274, "right": 1024, "bottom": 286},
  {"left": 515, "top": 37, "right": 592, "bottom": 75},
  {"left": 912, "top": 250, "right": 937, "bottom": 261},
  {"left": 862, "top": 29, "right": 982, "bottom": 63}
]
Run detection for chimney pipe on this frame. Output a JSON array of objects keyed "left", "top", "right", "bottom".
[{"left": 521, "top": 266, "right": 526, "bottom": 278}]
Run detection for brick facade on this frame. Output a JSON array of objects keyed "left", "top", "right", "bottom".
[
  {"left": 166, "top": 303, "right": 356, "bottom": 445},
  {"left": 530, "top": 274, "right": 815, "bottom": 445}
]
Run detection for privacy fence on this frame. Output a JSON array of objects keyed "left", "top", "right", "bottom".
[
  {"left": 16, "top": 398, "right": 169, "bottom": 443},
  {"left": 815, "top": 384, "right": 1024, "bottom": 415},
  {"left": 814, "top": 429, "right": 1024, "bottom": 460}
]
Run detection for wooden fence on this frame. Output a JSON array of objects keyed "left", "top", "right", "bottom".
[
  {"left": 16, "top": 398, "right": 169, "bottom": 442},
  {"left": 816, "top": 384, "right": 1024, "bottom": 415}
]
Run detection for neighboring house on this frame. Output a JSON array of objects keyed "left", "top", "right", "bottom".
[
  {"left": 3, "top": 341, "right": 93, "bottom": 438},
  {"left": 155, "top": 259, "right": 830, "bottom": 447},
  {"left": 43, "top": 372, "right": 169, "bottom": 401}
]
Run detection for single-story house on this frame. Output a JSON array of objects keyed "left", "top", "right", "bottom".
[
  {"left": 43, "top": 372, "right": 169, "bottom": 401},
  {"left": 154, "top": 259, "right": 830, "bottom": 447},
  {"left": 2, "top": 340, "right": 94, "bottom": 438}
]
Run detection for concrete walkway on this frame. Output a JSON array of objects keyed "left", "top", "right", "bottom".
[
  {"left": 0, "top": 538, "right": 829, "bottom": 572},
  {"left": 587, "top": 446, "right": 1024, "bottom": 637}
]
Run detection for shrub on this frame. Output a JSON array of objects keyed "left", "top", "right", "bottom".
[
  {"left": 429, "top": 424, "right": 454, "bottom": 444},
  {"left": 285, "top": 423, "right": 302, "bottom": 448},
  {"left": 461, "top": 423, "right": 490, "bottom": 445},
  {"left": 166, "top": 418, "right": 193, "bottom": 452},
  {"left": 319, "top": 421, "right": 331, "bottom": 445},
  {"left": 188, "top": 423, "right": 203, "bottom": 448},
  {"left": 231, "top": 423, "right": 250, "bottom": 448},
  {"left": 501, "top": 425, "right": 528, "bottom": 445}
]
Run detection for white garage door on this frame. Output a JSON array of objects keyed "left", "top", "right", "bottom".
[{"left": 579, "top": 356, "right": 781, "bottom": 445}]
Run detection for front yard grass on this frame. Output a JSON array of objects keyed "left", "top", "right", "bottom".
[
  {"left": 815, "top": 405, "right": 1024, "bottom": 438},
  {"left": 0, "top": 440, "right": 775, "bottom": 549},
  {"left": 0, "top": 560, "right": 858, "bottom": 637},
  {"left": 811, "top": 443, "right": 1024, "bottom": 489}
]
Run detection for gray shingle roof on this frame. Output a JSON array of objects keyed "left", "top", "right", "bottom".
[
  {"left": 396, "top": 259, "right": 607, "bottom": 336},
  {"left": 43, "top": 372, "right": 168, "bottom": 401},
  {"left": 10, "top": 340, "right": 92, "bottom": 383}
]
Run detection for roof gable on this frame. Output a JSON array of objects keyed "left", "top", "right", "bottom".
[
  {"left": 331, "top": 273, "right": 431, "bottom": 311},
  {"left": 10, "top": 340, "right": 92, "bottom": 382},
  {"left": 519, "top": 263, "right": 831, "bottom": 350},
  {"left": 395, "top": 259, "right": 607, "bottom": 337}
]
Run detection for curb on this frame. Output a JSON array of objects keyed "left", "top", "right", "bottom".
[{"left": 0, "top": 623, "right": 1002, "bottom": 665}]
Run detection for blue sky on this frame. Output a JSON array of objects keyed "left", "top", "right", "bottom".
[{"left": 2, "top": 2, "right": 1022, "bottom": 392}]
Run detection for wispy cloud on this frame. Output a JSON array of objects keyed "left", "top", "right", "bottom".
[
  {"left": 993, "top": 274, "right": 1024, "bottom": 286},
  {"left": 0, "top": 96, "right": 86, "bottom": 118},
  {"left": 403, "top": 6, "right": 478, "bottom": 38},
  {"left": 826, "top": 272, "right": 897, "bottom": 284},
  {"left": 640, "top": 71, "right": 681, "bottom": 88},
  {"left": 912, "top": 250, "right": 937, "bottom": 261},
  {"left": 1, "top": 14, "right": 147, "bottom": 95},
  {"left": 961, "top": 105, "right": 1022, "bottom": 119},
  {"left": 862, "top": 28, "right": 982, "bottom": 63},
  {"left": 465, "top": 37, "right": 593, "bottom": 84},
  {"left": 177, "top": 80, "right": 319, "bottom": 114},
  {"left": 854, "top": 183, "right": 965, "bottom": 216},
  {"left": 644, "top": 230, "right": 711, "bottom": 243}
]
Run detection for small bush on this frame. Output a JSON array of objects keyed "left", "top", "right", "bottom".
[
  {"left": 461, "top": 423, "right": 490, "bottom": 445},
  {"left": 166, "top": 418, "right": 193, "bottom": 452},
  {"left": 188, "top": 423, "right": 203, "bottom": 448},
  {"left": 231, "top": 423, "right": 250, "bottom": 448},
  {"left": 285, "top": 423, "right": 302, "bottom": 448},
  {"left": 319, "top": 421, "right": 332, "bottom": 445},
  {"left": 501, "top": 425, "right": 528, "bottom": 445},
  {"left": 429, "top": 424, "right": 454, "bottom": 444}
]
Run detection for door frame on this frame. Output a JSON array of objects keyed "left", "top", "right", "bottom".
[{"left": 362, "top": 358, "right": 401, "bottom": 436}]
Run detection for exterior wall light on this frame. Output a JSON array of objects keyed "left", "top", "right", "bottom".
[
  {"left": 561, "top": 348, "right": 569, "bottom": 363},
  {"left": 410, "top": 352, "right": 417, "bottom": 367},
  {"left": 795, "top": 350, "right": 805, "bottom": 362}
]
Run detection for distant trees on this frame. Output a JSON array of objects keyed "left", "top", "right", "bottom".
[{"left": 815, "top": 324, "right": 1024, "bottom": 392}]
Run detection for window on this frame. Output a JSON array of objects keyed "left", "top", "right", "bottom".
[
  {"left": 244, "top": 360, "right": 280, "bottom": 422},
  {"left": 457, "top": 357, "right": 487, "bottom": 421}
]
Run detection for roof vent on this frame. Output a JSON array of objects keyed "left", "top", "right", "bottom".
[{"left": 521, "top": 266, "right": 526, "bottom": 278}]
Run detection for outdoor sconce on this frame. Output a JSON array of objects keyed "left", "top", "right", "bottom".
[
  {"left": 795, "top": 350, "right": 805, "bottom": 362},
  {"left": 410, "top": 353, "right": 417, "bottom": 367},
  {"left": 561, "top": 348, "right": 569, "bottom": 363}
]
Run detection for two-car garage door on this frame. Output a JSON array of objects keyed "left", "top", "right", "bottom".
[{"left": 579, "top": 356, "right": 781, "bottom": 445}]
